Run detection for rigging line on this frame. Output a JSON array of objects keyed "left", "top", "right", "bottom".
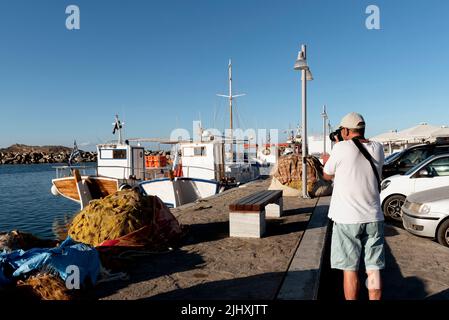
[
  {"left": 219, "top": 97, "right": 226, "bottom": 134},
  {"left": 231, "top": 80, "right": 247, "bottom": 131},
  {"left": 236, "top": 104, "right": 243, "bottom": 129},
  {"left": 215, "top": 96, "right": 221, "bottom": 133},
  {"left": 233, "top": 100, "right": 239, "bottom": 129},
  {"left": 213, "top": 102, "right": 217, "bottom": 129},
  {"left": 215, "top": 97, "right": 223, "bottom": 132},
  {"left": 234, "top": 100, "right": 247, "bottom": 131}
]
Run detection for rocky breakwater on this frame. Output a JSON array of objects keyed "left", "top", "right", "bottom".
[{"left": 0, "top": 144, "right": 97, "bottom": 165}]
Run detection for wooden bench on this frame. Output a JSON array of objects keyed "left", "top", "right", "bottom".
[{"left": 229, "top": 190, "right": 283, "bottom": 238}]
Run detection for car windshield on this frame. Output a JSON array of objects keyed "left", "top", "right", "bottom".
[{"left": 385, "top": 152, "right": 402, "bottom": 164}]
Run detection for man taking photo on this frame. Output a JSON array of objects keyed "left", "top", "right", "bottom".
[{"left": 323, "top": 112, "right": 385, "bottom": 300}]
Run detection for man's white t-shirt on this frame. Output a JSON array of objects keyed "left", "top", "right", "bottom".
[{"left": 323, "top": 139, "right": 385, "bottom": 224}]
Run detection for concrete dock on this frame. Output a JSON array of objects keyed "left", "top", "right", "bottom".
[{"left": 96, "top": 177, "right": 449, "bottom": 300}]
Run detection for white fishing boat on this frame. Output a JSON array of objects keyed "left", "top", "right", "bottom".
[
  {"left": 50, "top": 116, "right": 150, "bottom": 208},
  {"left": 51, "top": 61, "right": 260, "bottom": 208}
]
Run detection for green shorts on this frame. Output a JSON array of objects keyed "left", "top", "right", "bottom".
[{"left": 331, "top": 221, "right": 385, "bottom": 271}]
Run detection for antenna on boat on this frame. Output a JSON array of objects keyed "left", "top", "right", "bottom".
[{"left": 112, "top": 114, "right": 124, "bottom": 144}]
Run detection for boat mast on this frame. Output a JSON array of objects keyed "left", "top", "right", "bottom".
[
  {"left": 229, "top": 60, "right": 233, "bottom": 134},
  {"left": 217, "top": 59, "right": 245, "bottom": 160}
]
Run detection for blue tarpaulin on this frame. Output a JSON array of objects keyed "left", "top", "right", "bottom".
[{"left": 0, "top": 237, "right": 100, "bottom": 287}]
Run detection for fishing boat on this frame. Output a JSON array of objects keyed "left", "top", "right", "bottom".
[
  {"left": 50, "top": 116, "right": 150, "bottom": 208},
  {"left": 51, "top": 61, "right": 260, "bottom": 208}
]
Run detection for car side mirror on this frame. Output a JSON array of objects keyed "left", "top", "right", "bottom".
[{"left": 418, "top": 168, "right": 433, "bottom": 178}]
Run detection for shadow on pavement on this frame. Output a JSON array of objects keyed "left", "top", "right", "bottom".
[
  {"left": 181, "top": 221, "right": 230, "bottom": 246},
  {"left": 426, "top": 288, "right": 449, "bottom": 300},
  {"left": 282, "top": 206, "right": 315, "bottom": 217},
  {"left": 318, "top": 221, "right": 428, "bottom": 300},
  {"left": 94, "top": 249, "right": 205, "bottom": 299},
  {"left": 139, "top": 271, "right": 305, "bottom": 300}
]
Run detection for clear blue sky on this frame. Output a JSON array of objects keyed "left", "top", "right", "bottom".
[{"left": 1, "top": 0, "right": 449, "bottom": 149}]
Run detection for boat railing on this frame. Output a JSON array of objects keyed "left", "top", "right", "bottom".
[
  {"left": 54, "top": 164, "right": 172, "bottom": 180},
  {"left": 53, "top": 165, "right": 98, "bottom": 178},
  {"left": 54, "top": 164, "right": 237, "bottom": 181},
  {"left": 95, "top": 165, "right": 172, "bottom": 181}
]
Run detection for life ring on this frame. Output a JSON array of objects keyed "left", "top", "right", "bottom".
[{"left": 262, "top": 148, "right": 271, "bottom": 156}]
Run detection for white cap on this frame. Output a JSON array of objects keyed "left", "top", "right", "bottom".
[{"left": 339, "top": 112, "right": 366, "bottom": 129}]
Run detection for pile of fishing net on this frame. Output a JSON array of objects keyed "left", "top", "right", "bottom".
[
  {"left": 0, "top": 230, "right": 57, "bottom": 252},
  {"left": 0, "top": 190, "right": 183, "bottom": 300},
  {"left": 0, "top": 237, "right": 100, "bottom": 301},
  {"left": 15, "top": 273, "right": 75, "bottom": 300},
  {"left": 68, "top": 188, "right": 183, "bottom": 249},
  {"left": 269, "top": 154, "right": 333, "bottom": 197},
  {"left": 0, "top": 233, "right": 69, "bottom": 300},
  {"left": 0, "top": 273, "right": 74, "bottom": 301}
]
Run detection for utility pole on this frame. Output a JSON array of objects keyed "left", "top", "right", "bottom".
[{"left": 321, "top": 105, "right": 328, "bottom": 155}]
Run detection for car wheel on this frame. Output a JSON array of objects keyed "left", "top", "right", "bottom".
[
  {"left": 383, "top": 195, "right": 406, "bottom": 221},
  {"left": 436, "top": 219, "right": 449, "bottom": 248}
]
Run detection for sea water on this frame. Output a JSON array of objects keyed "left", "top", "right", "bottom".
[{"left": 0, "top": 163, "right": 94, "bottom": 239}]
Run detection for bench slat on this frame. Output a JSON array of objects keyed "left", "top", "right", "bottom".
[
  {"left": 250, "top": 191, "right": 282, "bottom": 211},
  {"left": 229, "top": 190, "right": 282, "bottom": 212},
  {"left": 238, "top": 190, "right": 274, "bottom": 205},
  {"left": 231, "top": 191, "right": 272, "bottom": 211},
  {"left": 229, "top": 191, "right": 266, "bottom": 209},
  {"left": 236, "top": 191, "right": 269, "bottom": 206}
]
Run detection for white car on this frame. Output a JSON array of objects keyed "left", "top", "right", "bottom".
[
  {"left": 380, "top": 153, "right": 449, "bottom": 221},
  {"left": 402, "top": 186, "right": 449, "bottom": 247}
]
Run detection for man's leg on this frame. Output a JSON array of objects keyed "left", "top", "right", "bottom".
[
  {"left": 331, "top": 222, "right": 362, "bottom": 299},
  {"left": 343, "top": 270, "right": 360, "bottom": 300},
  {"left": 366, "top": 270, "right": 382, "bottom": 300},
  {"left": 363, "top": 222, "right": 385, "bottom": 300}
]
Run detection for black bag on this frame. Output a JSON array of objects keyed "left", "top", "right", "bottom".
[{"left": 352, "top": 137, "right": 381, "bottom": 193}]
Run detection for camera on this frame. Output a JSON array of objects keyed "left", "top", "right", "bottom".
[{"left": 329, "top": 128, "right": 343, "bottom": 142}]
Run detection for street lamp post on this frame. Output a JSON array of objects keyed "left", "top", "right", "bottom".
[
  {"left": 294, "top": 44, "right": 313, "bottom": 199},
  {"left": 321, "top": 105, "right": 328, "bottom": 155},
  {"left": 328, "top": 121, "right": 334, "bottom": 148}
]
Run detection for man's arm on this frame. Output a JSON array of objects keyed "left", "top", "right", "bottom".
[
  {"left": 323, "top": 143, "right": 340, "bottom": 181},
  {"left": 323, "top": 173, "right": 334, "bottom": 181}
]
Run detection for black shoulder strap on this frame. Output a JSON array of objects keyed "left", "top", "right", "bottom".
[{"left": 352, "top": 138, "right": 381, "bottom": 193}]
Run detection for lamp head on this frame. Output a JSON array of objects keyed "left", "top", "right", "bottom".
[
  {"left": 306, "top": 68, "right": 313, "bottom": 81},
  {"left": 294, "top": 50, "right": 308, "bottom": 70}
]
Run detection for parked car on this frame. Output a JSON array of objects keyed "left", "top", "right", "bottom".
[
  {"left": 380, "top": 153, "right": 449, "bottom": 221},
  {"left": 382, "top": 143, "right": 449, "bottom": 179},
  {"left": 384, "top": 151, "right": 401, "bottom": 164},
  {"left": 402, "top": 186, "right": 449, "bottom": 247}
]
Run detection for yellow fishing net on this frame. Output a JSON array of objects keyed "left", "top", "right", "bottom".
[{"left": 68, "top": 189, "right": 155, "bottom": 247}]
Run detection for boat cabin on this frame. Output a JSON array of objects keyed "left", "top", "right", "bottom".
[{"left": 97, "top": 142, "right": 145, "bottom": 180}]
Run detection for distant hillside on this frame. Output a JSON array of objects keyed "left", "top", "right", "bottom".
[{"left": 0, "top": 144, "right": 73, "bottom": 153}]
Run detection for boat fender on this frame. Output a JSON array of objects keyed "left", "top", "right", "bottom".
[{"left": 51, "top": 185, "right": 60, "bottom": 196}]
